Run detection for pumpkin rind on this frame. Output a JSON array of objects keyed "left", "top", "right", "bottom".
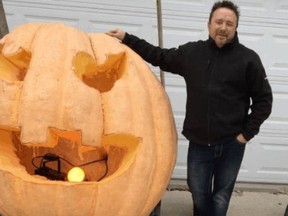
[{"left": 0, "top": 23, "right": 177, "bottom": 216}]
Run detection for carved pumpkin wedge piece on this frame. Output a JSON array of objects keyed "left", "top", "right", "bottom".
[{"left": 0, "top": 23, "right": 177, "bottom": 216}]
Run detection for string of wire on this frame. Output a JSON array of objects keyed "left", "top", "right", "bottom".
[{"left": 32, "top": 153, "right": 108, "bottom": 181}]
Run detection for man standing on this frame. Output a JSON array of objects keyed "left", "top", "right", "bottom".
[{"left": 107, "top": 1, "right": 273, "bottom": 215}]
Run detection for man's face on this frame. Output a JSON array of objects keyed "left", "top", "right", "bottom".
[{"left": 208, "top": 8, "right": 237, "bottom": 48}]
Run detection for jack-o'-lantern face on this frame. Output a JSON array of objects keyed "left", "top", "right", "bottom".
[{"left": 0, "top": 23, "right": 177, "bottom": 216}]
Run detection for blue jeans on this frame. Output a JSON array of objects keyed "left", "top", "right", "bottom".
[{"left": 187, "top": 138, "right": 246, "bottom": 216}]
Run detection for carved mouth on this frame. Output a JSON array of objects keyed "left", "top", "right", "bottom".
[{"left": 0, "top": 126, "right": 140, "bottom": 183}]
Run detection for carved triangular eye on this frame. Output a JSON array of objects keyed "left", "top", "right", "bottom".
[
  {"left": 73, "top": 51, "right": 125, "bottom": 93},
  {"left": 0, "top": 45, "right": 31, "bottom": 81}
]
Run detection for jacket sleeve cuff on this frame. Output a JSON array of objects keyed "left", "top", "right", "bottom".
[
  {"left": 122, "top": 32, "right": 130, "bottom": 44},
  {"left": 242, "top": 131, "right": 254, "bottom": 142}
]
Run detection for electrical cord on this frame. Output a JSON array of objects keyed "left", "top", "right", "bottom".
[
  {"left": 32, "top": 156, "right": 45, "bottom": 169},
  {"left": 32, "top": 153, "right": 108, "bottom": 181}
]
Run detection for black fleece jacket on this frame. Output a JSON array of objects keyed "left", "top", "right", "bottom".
[{"left": 122, "top": 32, "right": 273, "bottom": 145}]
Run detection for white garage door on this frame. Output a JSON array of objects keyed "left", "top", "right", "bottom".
[{"left": 3, "top": 0, "right": 288, "bottom": 184}]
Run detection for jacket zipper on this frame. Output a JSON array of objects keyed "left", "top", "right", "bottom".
[{"left": 207, "top": 49, "right": 219, "bottom": 145}]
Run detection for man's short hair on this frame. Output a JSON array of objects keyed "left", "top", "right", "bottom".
[{"left": 209, "top": 0, "right": 240, "bottom": 27}]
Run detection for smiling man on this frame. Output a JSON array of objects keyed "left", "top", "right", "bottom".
[
  {"left": 208, "top": 5, "right": 238, "bottom": 48},
  {"left": 107, "top": 1, "right": 273, "bottom": 215}
]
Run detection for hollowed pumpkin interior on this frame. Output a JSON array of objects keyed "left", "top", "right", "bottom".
[
  {"left": 0, "top": 46, "right": 139, "bottom": 182},
  {"left": 0, "top": 127, "right": 140, "bottom": 182},
  {"left": 74, "top": 51, "right": 125, "bottom": 93}
]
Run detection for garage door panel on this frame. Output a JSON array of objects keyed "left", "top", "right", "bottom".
[
  {"left": 172, "top": 137, "right": 189, "bottom": 179},
  {"left": 270, "top": 95, "right": 288, "bottom": 118},
  {"left": 240, "top": 136, "right": 288, "bottom": 183}
]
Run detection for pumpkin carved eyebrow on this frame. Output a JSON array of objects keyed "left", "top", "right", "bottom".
[
  {"left": 73, "top": 51, "right": 126, "bottom": 93},
  {"left": 0, "top": 46, "right": 31, "bottom": 81}
]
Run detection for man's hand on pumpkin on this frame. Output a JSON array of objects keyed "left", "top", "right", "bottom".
[{"left": 106, "top": 29, "right": 126, "bottom": 41}]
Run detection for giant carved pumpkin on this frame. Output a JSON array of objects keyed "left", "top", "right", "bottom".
[{"left": 0, "top": 23, "right": 177, "bottom": 216}]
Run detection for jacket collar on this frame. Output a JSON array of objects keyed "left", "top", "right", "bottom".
[{"left": 208, "top": 31, "right": 239, "bottom": 50}]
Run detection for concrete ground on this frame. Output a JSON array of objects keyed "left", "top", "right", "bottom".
[{"left": 158, "top": 181, "right": 288, "bottom": 216}]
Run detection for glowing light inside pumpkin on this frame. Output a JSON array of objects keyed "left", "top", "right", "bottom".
[{"left": 67, "top": 167, "right": 85, "bottom": 182}]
